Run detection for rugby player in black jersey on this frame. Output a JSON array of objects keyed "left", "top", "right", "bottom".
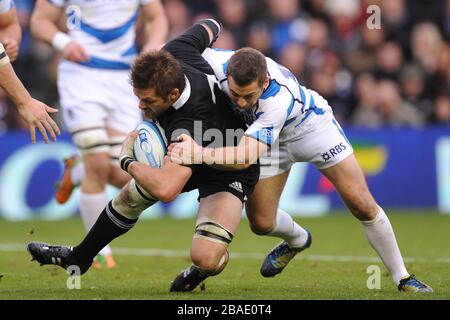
[{"left": 27, "top": 19, "right": 260, "bottom": 293}]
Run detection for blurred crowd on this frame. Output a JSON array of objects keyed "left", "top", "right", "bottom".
[{"left": 0, "top": 0, "right": 449, "bottom": 134}]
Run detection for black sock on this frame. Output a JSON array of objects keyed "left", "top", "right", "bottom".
[{"left": 72, "top": 201, "right": 137, "bottom": 264}]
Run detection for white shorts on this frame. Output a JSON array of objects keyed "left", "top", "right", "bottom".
[
  {"left": 259, "top": 109, "right": 354, "bottom": 179},
  {"left": 57, "top": 61, "right": 141, "bottom": 134}
]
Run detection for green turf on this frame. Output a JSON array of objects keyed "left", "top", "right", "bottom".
[{"left": 0, "top": 211, "right": 449, "bottom": 300}]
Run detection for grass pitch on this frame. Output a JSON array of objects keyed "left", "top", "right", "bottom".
[{"left": 0, "top": 211, "right": 449, "bottom": 300}]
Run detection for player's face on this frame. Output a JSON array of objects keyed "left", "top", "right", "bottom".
[
  {"left": 228, "top": 76, "right": 268, "bottom": 109},
  {"left": 134, "top": 87, "right": 176, "bottom": 119}
]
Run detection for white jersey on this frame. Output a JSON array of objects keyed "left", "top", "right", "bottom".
[
  {"left": 202, "top": 48, "right": 332, "bottom": 146},
  {"left": 0, "top": 0, "right": 14, "bottom": 14},
  {"left": 48, "top": 0, "right": 154, "bottom": 69}
]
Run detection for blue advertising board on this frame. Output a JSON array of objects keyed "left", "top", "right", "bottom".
[{"left": 0, "top": 127, "right": 449, "bottom": 220}]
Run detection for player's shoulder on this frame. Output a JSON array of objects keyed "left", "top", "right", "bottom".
[{"left": 259, "top": 79, "right": 294, "bottom": 106}]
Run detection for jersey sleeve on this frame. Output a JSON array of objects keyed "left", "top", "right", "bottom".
[
  {"left": 201, "top": 48, "right": 234, "bottom": 83},
  {"left": 0, "top": 0, "right": 13, "bottom": 14},
  {"left": 245, "top": 90, "right": 295, "bottom": 145},
  {"left": 163, "top": 20, "right": 221, "bottom": 74}
]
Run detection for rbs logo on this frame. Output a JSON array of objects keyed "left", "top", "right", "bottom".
[{"left": 322, "top": 142, "right": 347, "bottom": 161}]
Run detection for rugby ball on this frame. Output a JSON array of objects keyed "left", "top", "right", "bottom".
[{"left": 133, "top": 120, "right": 168, "bottom": 168}]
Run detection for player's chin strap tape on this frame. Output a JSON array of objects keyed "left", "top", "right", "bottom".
[
  {"left": 120, "top": 155, "right": 135, "bottom": 173},
  {"left": 194, "top": 217, "right": 234, "bottom": 245},
  {"left": 198, "top": 18, "right": 223, "bottom": 47}
]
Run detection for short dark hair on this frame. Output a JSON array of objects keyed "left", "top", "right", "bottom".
[
  {"left": 226, "top": 47, "right": 267, "bottom": 86},
  {"left": 131, "top": 50, "right": 185, "bottom": 99}
]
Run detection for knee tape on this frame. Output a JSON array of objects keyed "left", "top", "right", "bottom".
[
  {"left": 71, "top": 125, "right": 109, "bottom": 155},
  {"left": 194, "top": 217, "right": 234, "bottom": 245},
  {"left": 111, "top": 179, "right": 157, "bottom": 220}
]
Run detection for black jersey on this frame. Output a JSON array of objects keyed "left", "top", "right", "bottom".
[
  {"left": 155, "top": 23, "right": 259, "bottom": 201},
  {"left": 158, "top": 24, "right": 244, "bottom": 148}
]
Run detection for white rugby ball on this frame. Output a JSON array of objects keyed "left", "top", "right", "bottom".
[{"left": 133, "top": 120, "right": 168, "bottom": 168}]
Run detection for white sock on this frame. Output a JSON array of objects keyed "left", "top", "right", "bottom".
[
  {"left": 79, "top": 191, "right": 112, "bottom": 256},
  {"left": 70, "top": 161, "right": 85, "bottom": 186},
  {"left": 267, "top": 208, "right": 309, "bottom": 248},
  {"left": 361, "top": 205, "right": 409, "bottom": 284}
]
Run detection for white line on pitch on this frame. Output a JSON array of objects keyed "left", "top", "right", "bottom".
[{"left": 2, "top": 243, "right": 449, "bottom": 264}]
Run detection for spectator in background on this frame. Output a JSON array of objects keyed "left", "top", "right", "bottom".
[
  {"left": 266, "top": 0, "right": 309, "bottom": 57},
  {"left": 429, "top": 94, "right": 450, "bottom": 124},
  {"left": 374, "top": 41, "right": 404, "bottom": 80},
  {"left": 399, "top": 64, "right": 433, "bottom": 118},
  {"left": 351, "top": 72, "right": 381, "bottom": 127},
  {"left": 325, "top": 0, "right": 360, "bottom": 54},
  {"left": 216, "top": 0, "right": 248, "bottom": 47},
  {"left": 279, "top": 42, "right": 308, "bottom": 81},
  {"left": 303, "top": 0, "right": 331, "bottom": 22},
  {"left": 411, "top": 22, "right": 446, "bottom": 98},
  {"left": 380, "top": 0, "right": 410, "bottom": 53},
  {"left": 213, "top": 28, "right": 237, "bottom": 50},
  {"left": 246, "top": 21, "right": 272, "bottom": 56},
  {"left": 377, "top": 80, "right": 425, "bottom": 127},
  {"left": 445, "top": 0, "right": 450, "bottom": 36},
  {"left": 305, "top": 18, "right": 329, "bottom": 70},
  {"left": 346, "top": 26, "right": 384, "bottom": 75},
  {"left": 310, "top": 50, "right": 354, "bottom": 123}
]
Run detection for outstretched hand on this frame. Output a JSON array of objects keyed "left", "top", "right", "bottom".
[
  {"left": 18, "top": 98, "right": 60, "bottom": 144},
  {"left": 167, "top": 134, "right": 203, "bottom": 165}
]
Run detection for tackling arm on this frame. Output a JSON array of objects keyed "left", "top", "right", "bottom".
[
  {"left": 168, "top": 133, "right": 268, "bottom": 171},
  {"left": 203, "top": 135, "right": 268, "bottom": 170}
]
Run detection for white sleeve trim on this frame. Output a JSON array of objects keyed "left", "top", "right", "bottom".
[{"left": 0, "top": 43, "right": 10, "bottom": 67}]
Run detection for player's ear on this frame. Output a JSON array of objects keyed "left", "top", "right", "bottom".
[
  {"left": 263, "top": 76, "right": 270, "bottom": 90},
  {"left": 168, "top": 88, "right": 180, "bottom": 103}
]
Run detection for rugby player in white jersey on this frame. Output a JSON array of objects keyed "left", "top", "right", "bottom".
[
  {"left": 168, "top": 20, "right": 432, "bottom": 292},
  {"left": 30, "top": 0, "right": 168, "bottom": 268},
  {"left": 0, "top": 0, "right": 60, "bottom": 143}
]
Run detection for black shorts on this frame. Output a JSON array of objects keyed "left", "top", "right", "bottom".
[{"left": 182, "top": 164, "right": 260, "bottom": 202}]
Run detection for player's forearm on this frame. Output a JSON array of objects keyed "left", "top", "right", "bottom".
[
  {"left": 0, "top": 61, "right": 33, "bottom": 109},
  {"left": 202, "top": 145, "right": 258, "bottom": 170},
  {"left": 30, "top": 16, "right": 60, "bottom": 44},
  {"left": 199, "top": 19, "right": 222, "bottom": 48},
  {"left": 202, "top": 136, "right": 268, "bottom": 170},
  {"left": 127, "top": 162, "right": 183, "bottom": 202}
]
